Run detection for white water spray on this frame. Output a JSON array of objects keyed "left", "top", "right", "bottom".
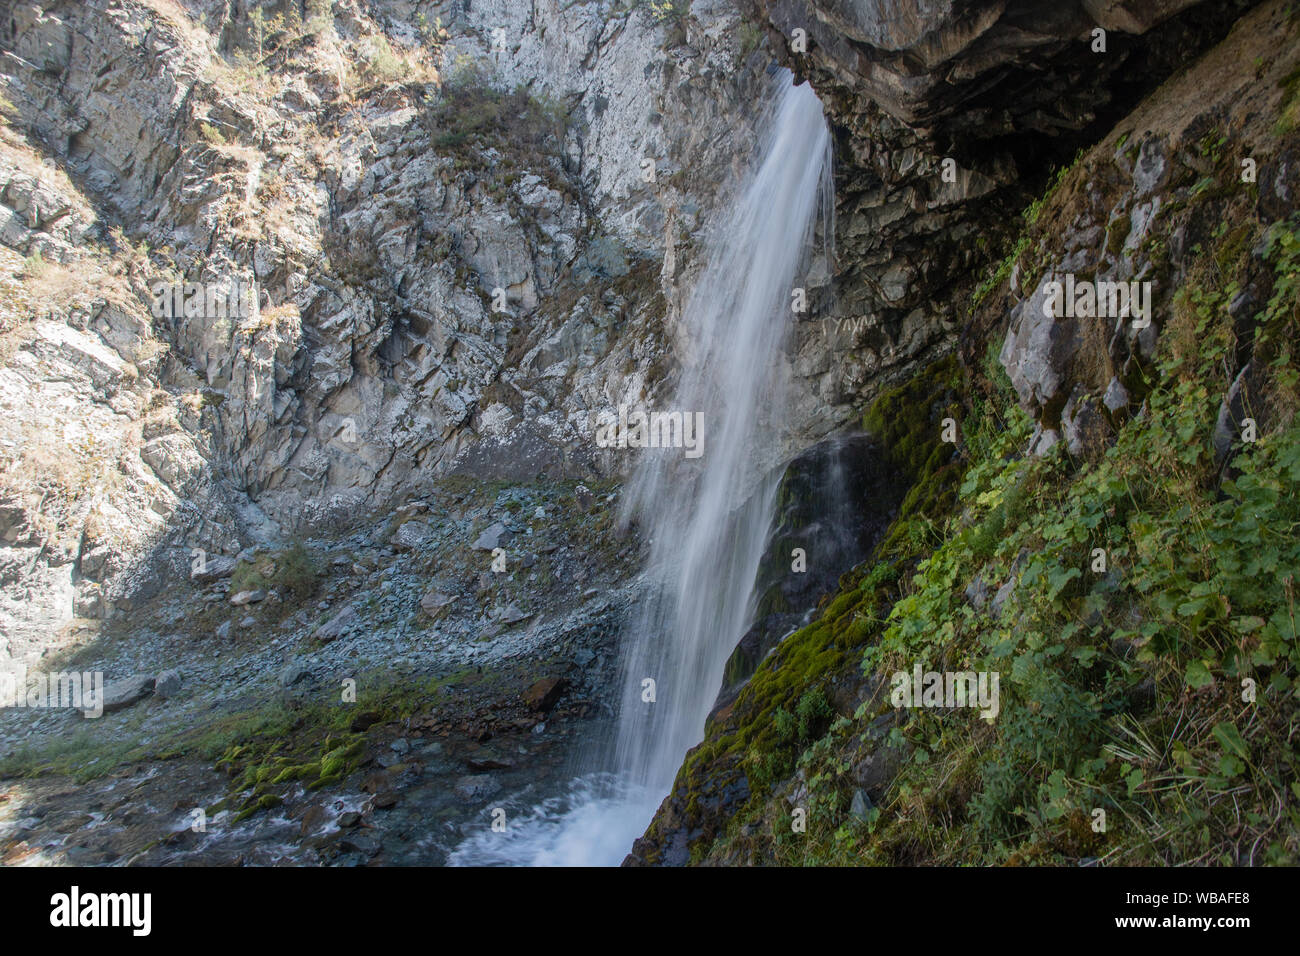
[{"left": 450, "top": 74, "right": 832, "bottom": 866}]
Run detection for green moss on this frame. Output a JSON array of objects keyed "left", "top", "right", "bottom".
[
  {"left": 721, "top": 213, "right": 1300, "bottom": 867},
  {"left": 863, "top": 355, "right": 966, "bottom": 558},
  {"left": 1107, "top": 210, "right": 1132, "bottom": 259},
  {"left": 1276, "top": 62, "right": 1300, "bottom": 134}
]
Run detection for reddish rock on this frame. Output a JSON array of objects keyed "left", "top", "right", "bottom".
[{"left": 521, "top": 676, "right": 567, "bottom": 712}]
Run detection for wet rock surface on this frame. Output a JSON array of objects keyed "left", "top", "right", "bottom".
[{"left": 715, "top": 434, "right": 903, "bottom": 711}]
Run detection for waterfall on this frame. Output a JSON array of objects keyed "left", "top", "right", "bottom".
[{"left": 449, "top": 73, "right": 832, "bottom": 866}]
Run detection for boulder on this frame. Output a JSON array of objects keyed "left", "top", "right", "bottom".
[
  {"left": 419, "top": 590, "right": 455, "bottom": 619},
  {"left": 314, "top": 605, "right": 358, "bottom": 643},
  {"left": 498, "top": 603, "right": 533, "bottom": 626},
  {"left": 154, "top": 669, "right": 182, "bottom": 698},
  {"left": 279, "top": 662, "right": 310, "bottom": 688},
  {"left": 190, "top": 554, "right": 237, "bottom": 584},
  {"left": 849, "top": 789, "right": 874, "bottom": 820},
  {"left": 521, "top": 676, "right": 567, "bottom": 712},
  {"left": 472, "top": 522, "right": 510, "bottom": 550},
  {"left": 94, "top": 675, "right": 155, "bottom": 715}
]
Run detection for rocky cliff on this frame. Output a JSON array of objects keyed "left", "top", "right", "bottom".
[
  {"left": 1, "top": 0, "right": 1297, "bottom": 867},
  {"left": 630, "top": 0, "right": 1300, "bottom": 865},
  {"left": 757, "top": 0, "right": 1255, "bottom": 438},
  {"left": 0, "top": 0, "right": 789, "bottom": 636},
  {"left": 0, "top": 0, "right": 790, "bottom": 863}
]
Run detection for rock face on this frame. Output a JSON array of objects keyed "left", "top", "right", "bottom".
[
  {"left": 746, "top": 0, "right": 1256, "bottom": 444},
  {"left": 992, "top": 1, "right": 1300, "bottom": 452},
  {"left": 715, "top": 434, "right": 903, "bottom": 712},
  {"left": 629, "top": 0, "right": 1300, "bottom": 866},
  {"left": 0, "top": 0, "right": 777, "bottom": 635}
]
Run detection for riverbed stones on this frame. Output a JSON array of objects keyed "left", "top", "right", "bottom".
[
  {"left": 453, "top": 775, "right": 501, "bottom": 801},
  {"left": 313, "top": 605, "right": 357, "bottom": 644}
]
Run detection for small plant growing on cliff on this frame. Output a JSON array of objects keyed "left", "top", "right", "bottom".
[
  {"left": 21, "top": 250, "right": 48, "bottom": 278},
  {"left": 795, "top": 687, "right": 834, "bottom": 740},
  {"left": 231, "top": 541, "right": 319, "bottom": 602},
  {"left": 357, "top": 35, "right": 405, "bottom": 86},
  {"left": 199, "top": 122, "right": 226, "bottom": 146},
  {"left": 305, "top": 0, "right": 334, "bottom": 37}
]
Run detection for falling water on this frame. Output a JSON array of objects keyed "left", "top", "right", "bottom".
[{"left": 450, "top": 73, "right": 832, "bottom": 866}]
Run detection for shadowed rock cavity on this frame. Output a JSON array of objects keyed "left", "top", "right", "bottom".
[{"left": 712, "top": 433, "right": 904, "bottom": 716}]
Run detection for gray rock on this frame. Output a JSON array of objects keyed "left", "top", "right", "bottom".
[
  {"left": 1214, "top": 363, "right": 1257, "bottom": 461},
  {"left": 498, "top": 603, "right": 532, "bottom": 626},
  {"left": 391, "top": 521, "right": 434, "bottom": 552},
  {"left": 1000, "top": 275, "right": 1072, "bottom": 416},
  {"left": 473, "top": 522, "right": 510, "bottom": 550},
  {"left": 1029, "top": 426, "right": 1061, "bottom": 457},
  {"left": 338, "top": 833, "right": 382, "bottom": 857},
  {"left": 314, "top": 605, "right": 358, "bottom": 643},
  {"left": 279, "top": 662, "right": 310, "bottom": 688},
  {"left": 419, "top": 590, "right": 455, "bottom": 619},
  {"left": 1103, "top": 376, "right": 1130, "bottom": 413},
  {"left": 849, "top": 789, "right": 874, "bottom": 820},
  {"left": 990, "top": 577, "right": 1017, "bottom": 617},
  {"left": 229, "top": 589, "right": 266, "bottom": 606},
  {"left": 190, "top": 554, "right": 236, "bottom": 584},
  {"left": 94, "top": 675, "right": 155, "bottom": 715},
  {"left": 154, "top": 668, "right": 182, "bottom": 698},
  {"left": 1061, "top": 391, "right": 1110, "bottom": 459}
]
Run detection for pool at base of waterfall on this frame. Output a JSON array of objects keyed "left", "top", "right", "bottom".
[{"left": 446, "top": 773, "right": 660, "bottom": 867}]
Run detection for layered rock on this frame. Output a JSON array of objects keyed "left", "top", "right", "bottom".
[
  {"left": 750, "top": 0, "right": 1258, "bottom": 444},
  {"left": 629, "top": 0, "right": 1300, "bottom": 865},
  {"left": 0, "top": 0, "right": 778, "bottom": 632}
]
